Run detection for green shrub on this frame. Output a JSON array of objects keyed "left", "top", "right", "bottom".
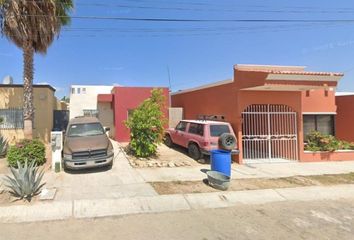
[
  {"left": 125, "top": 89, "right": 167, "bottom": 158},
  {"left": 0, "top": 116, "right": 3, "bottom": 124},
  {"left": 6, "top": 139, "right": 46, "bottom": 167},
  {"left": 305, "top": 131, "right": 354, "bottom": 152}
]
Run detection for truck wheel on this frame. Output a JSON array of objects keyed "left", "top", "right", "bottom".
[
  {"left": 188, "top": 143, "right": 201, "bottom": 160},
  {"left": 218, "top": 133, "right": 236, "bottom": 151},
  {"left": 164, "top": 134, "right": 174, "bottom": 147}
]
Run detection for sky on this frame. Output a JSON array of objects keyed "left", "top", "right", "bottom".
[{"left": 1, "top": 0, "right": 354, "bottom": 98}]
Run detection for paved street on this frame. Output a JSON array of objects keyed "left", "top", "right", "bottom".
[{"left": 1, "top": 198, "right": 353, "bottom": 240}]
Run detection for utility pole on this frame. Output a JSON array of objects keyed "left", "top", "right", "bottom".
[{"left": 167, "top": 65, "right": 172, "bottom": 107}]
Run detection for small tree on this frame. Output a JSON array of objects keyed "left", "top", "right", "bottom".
[{"left": 125, "top": 89, "right": 167, "bottom": 158}]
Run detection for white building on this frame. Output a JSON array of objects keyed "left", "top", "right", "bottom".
[{"left": 69, "top": 85, "right": 113, "bottom": 119}]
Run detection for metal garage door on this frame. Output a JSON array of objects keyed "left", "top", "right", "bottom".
[{"left": 242, "top": 104, "right": 298, "bottom": 164}]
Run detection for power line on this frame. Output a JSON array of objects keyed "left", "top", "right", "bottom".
[
  {"left": 10, "top": 15, "right": 354, "bottom": 23},
  {"left": 3, "top": 21, "right": 346, "bottom": 38},
  {"left": 18, "top": 0, "right": 354, "bottom": 13},
  {"left": 75, "top": 2, "right": 354, "bottom": 14}
]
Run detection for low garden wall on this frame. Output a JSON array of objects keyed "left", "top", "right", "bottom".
[{"left": 302, "top": 150, "right": 354, "bottom": 162}]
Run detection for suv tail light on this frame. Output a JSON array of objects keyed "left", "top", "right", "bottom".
[{"left": 202, "top": 141, "right": 209, "bottom": 147}]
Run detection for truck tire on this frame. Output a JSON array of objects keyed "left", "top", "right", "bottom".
[
  {"left": 188, "top": 143, "right": 201, "bottom": 160},
  {"left": 164, "top": 134, "right": 174, "bottom": 147},
  {"left": 218, "top": 133, "right": 236, "bottom": 151}
]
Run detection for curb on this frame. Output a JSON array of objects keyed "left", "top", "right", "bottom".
[{"left": 1, "top": 184, "right": 354, "bottom": 223}]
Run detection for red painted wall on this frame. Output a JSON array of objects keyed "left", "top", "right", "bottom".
[
  {"left": 302, "top": 151, "right": 354, "bottom": 162},
  {"left": 113, "top": 87, "right": 169, "bottom": 142},
  {"left": 336, "top": 95, "right": 354, "bottom": 142},
  {"left": 301, "top": 89, "right": 336, "bottom": 113}
]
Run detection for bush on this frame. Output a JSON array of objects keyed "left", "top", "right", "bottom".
[
  {"left": 305, "top": 131, "right": 354, "bottom": 152},
  {"left": 125, "top": 89, "right": 167, "bottom": 158},
  {"left": 6, "top": 139, "right": 46, "bottom": 167}
]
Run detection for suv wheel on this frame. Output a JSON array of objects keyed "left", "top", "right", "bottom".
[
  {"left": 164, "top": 134, "right": 174, "bottom": 147},
  {"left": 188, "top": 143, "right": 201, "bottom": 160}
]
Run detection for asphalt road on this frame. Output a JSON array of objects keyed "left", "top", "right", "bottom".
[{"left": 1, "top": 199, "right": 354, "bottom": 240}]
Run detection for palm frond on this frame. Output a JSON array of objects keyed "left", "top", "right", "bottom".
[{"left": 0, "top": 0, "right": 74, "bottom": 53}]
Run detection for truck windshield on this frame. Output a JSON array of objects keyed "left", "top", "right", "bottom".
[
  {"left": 210, "top": 125, "right": 230, "bottom": 137},
  {"left": 67, "top": 123, "right": 105, "bottom": 137}
]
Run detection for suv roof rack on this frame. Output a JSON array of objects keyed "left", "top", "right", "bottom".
[{"left": 197, "top": 115, "right": 226, "bottom": 122}]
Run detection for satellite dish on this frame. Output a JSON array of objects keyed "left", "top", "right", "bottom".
[{"left": 2, "top": 75, "right": 13, "bottom": 84}]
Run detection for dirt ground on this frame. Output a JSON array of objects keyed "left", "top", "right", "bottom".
[
  {"left": 0, "top": 158, "right": 9, "bottom": 174},
  {"left": 0, "top": 187, "right": 40, "bottom": 206},
  {"left": 122, "top": 143, "right": 206, "bottom": 168},
  {"left": 151, "top": 172, "right": 354, "bottom": 195}
]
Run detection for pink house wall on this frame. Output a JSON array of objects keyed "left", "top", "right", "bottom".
[{"left": 112, "top": 87, "right": 169, "bottom": 142}]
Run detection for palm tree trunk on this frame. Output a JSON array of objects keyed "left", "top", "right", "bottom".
[{"left": 23, "top": 41, "right": 34, "bottom": 139}]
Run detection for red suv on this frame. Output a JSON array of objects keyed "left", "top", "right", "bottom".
[{"left": 164, "top": 120, "right": 237, "bottom": 160}]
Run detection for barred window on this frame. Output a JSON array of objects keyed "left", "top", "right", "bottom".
[
  {"left": 0, "top": 108, "right": 24, "bottom": 129},
  {"left": 303, "top": 115, "right": 335, "bottom": 140},
  {"left": 83, "top": 109, "right": 99, "bottom": 118}
]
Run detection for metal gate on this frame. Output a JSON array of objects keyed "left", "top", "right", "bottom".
[
  {"left": 242, "top": 104, "right": 298, "bottom": 163},
  {"left": 53, "top": 110, "right": 69, "bottom": 131}
]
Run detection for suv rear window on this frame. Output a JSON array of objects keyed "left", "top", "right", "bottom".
[
  {"left": 188, "top": 123, "right": 204, "bottom": 136},
  {"left": 210, "top": 124, "right": 230, "bottom": 137}
]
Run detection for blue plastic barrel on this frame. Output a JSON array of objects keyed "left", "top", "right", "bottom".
[{"left": 210, "top": 149, "right": 232, "bottom": 177}]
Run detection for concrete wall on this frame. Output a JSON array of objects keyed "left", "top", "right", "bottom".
[
  {"left": 0, "top": 86, "right": 63, "bottom": 143},
  {"left": 301, "top": 89, "right": 337, "bottom": 113},
  {"left": 336, "top": 95, "right": 354, "bottom": 142},
  {"left": 169, "top": 107, "right": 183, "bottom": 128},
  {"left": 112, "top": 87, "right": 169, "bottom": 142},
  {"left": 97, "top": 102, "right": 115, "bottom": 138},
  {"left": 69, "top": 85, "right": 113, "bottom": 119}
]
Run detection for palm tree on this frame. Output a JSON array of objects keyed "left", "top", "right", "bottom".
[{"left": 0, "top": 0, "right": 73, "bottom": 139}]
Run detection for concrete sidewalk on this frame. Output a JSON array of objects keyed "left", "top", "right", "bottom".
[
  {"left": 136, "top": 160, "right": 354, "bottom": 182},
  {"left": 1, "top": 184, "right": 354, "bottom": 223}
]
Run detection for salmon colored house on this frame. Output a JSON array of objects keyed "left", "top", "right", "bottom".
[
  {"left": 171, "top": 64, "right": 354, "bottom": 164},
  {"left": 98, "top": 86, "right": 169, "bottom": 142},
  {"left": 336, "top": 92, "right": 354, "bottom": 143}
]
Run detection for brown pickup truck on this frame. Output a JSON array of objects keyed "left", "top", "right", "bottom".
[{"left": 62, "top": 117, "right": 114, "bottom": 170}]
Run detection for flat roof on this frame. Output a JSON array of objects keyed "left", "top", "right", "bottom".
[
  {"left": 69, "top": 116, "right": 100, "bottom": 124},
  {"left": 235, "top": 64, "right": 343, "bottom": 76},
  {"left": 0, "top": 84, "right": 56, "bottom": 92},
  {"left": 234, "top": 64, "right": 306, "bottom": 72},
  {"left": 335, "top": 92, "right": 354, "bottom": 96},
  {"left": 171, "top": 79, "right": 233, "bottom": 96}
]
